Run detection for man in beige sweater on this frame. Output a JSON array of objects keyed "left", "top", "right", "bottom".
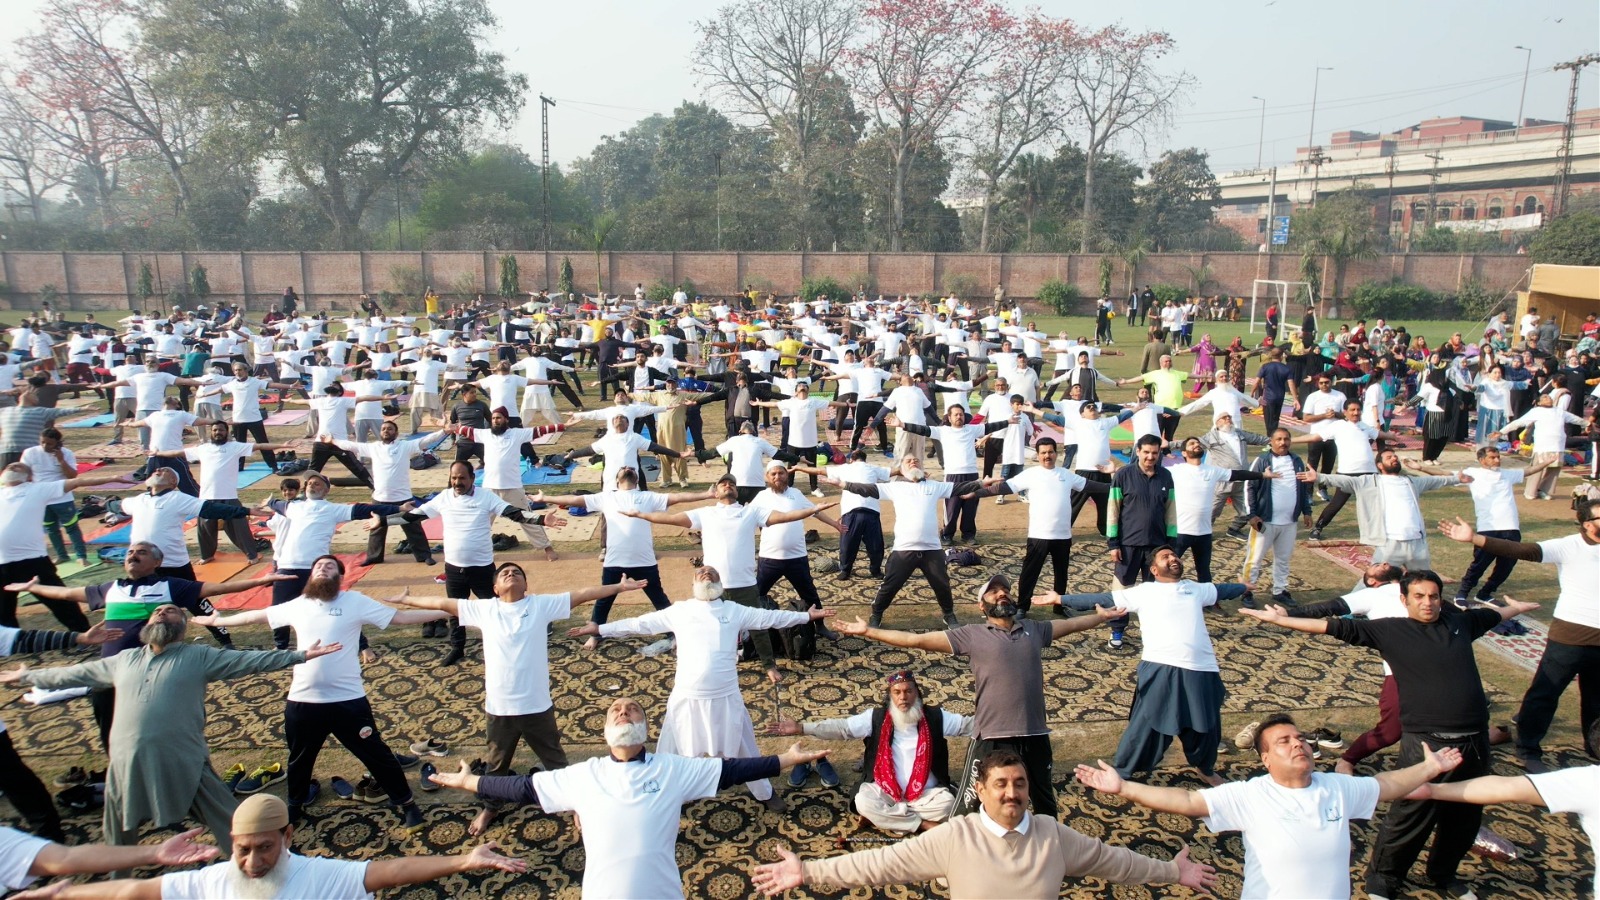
[{"left": 751, "top": 749, "right": 1215, "bottom": 899}]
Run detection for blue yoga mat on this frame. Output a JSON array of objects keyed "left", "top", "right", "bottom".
[
  {"left": 471, "top": 461, "right": 573, "bottom": 486},
  {"left": 237, "top": 462, "right": 277, "bottom": 489},
  {"left": 62, "top": 413, "right": 117, "bottom": 428},
  {"left": 90, "top": 524, "right": 133, "bottom": 545}
]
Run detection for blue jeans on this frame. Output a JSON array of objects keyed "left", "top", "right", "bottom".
[{"left": 43, "top": 500, "right": 87, "bottom": 561}]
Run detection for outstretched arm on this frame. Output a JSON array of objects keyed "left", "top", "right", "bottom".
[
  {"left": 1074, "top": 760, "right": 1210, "bottom": 817},
  {"left": 620, "top": 508, "right": 695, "bottom": 528},
  {"left": 832, "top": 618, "right": 952, "bottom": 653},
  {"left": 362, "top": 843, "right": 528, "bottom": 891},
  {"left": 1373, "top": 742, "right": 1464, "bottom": 802}
]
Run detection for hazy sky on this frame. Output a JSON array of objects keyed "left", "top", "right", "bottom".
[{"left": 3, "top": 0, "right": 1596, "bottom": 177}]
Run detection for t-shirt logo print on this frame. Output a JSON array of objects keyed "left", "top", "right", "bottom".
[{"left": 642, "top": 779, "right": 661, "bottom": 794}]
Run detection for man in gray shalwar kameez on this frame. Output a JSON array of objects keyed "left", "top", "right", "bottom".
[{"left": 0, "top": 604, "right": 340, "bottom": 853}]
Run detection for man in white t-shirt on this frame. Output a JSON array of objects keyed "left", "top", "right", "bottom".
[
  {"left": 428, "top": 696, "right": 826, "bottom": 899},
  {"left": 1406, "top": 445, "right": 1526, "bottom": 605},
  {"left": 453, "top": 406, "right": 567, "bottom": 561},
  {"left": 793, "top": 450, "right": 892, "bottom": 580},
  {"left": 72, "top": 793, "right": 525, "bottom": 900},
  {"left": 221, "top": 362, "right": 297, "bottom": 469},
  {"left": 563, "top": 413, "right": 685, "bottom": 493},
  {"left": 333, "top": 419, "right": 445, "bottom": 566},
  {"left": 828, "top": 456, "right": 989, "bottom": 629},
  {"left": 194, "top": 556, "right": 445, "bottom": 826},
  {"left": 572, "top": 566, "right": 834, "bottom": 811},
  {"left": 1076, "top": 714, "right": 1463, "bottom": 900},
  {"left": 1166, "top": 436, "right": 1269, "bottom": 582},
  {"left": 1494, "top": 393, "right": 1588, "bottom": 500},
  {"left": 754, "top": 383, "right": 842, "bottom": 496},
  {"left": 1300, "top": 399, "right": 1391, "bottom": 541},
  {"left": 1440, "top": 504, "right": 1600, "bottom": 774},
  {"left": 890, "top": 405, "right": 1007, "bottom": 543},
  {"left": 387, "top": 562, "right": 645, "bottom": 834},
  {"left": 709, "top": 422, "right": 784, "bottom": 501},
  {"left": 1039, "top": 547, "right": 1251, "bottom": 784},
  {"left": 0, "top": 462, "right": 128, "bottom": 631},
  {"left": 749, "top": 461, "right": 845, "bottom": 641},
  {"left": 153, "top": 422, "right": 289, "bottom": 564}
]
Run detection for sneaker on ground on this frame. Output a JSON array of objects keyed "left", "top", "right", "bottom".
[
  {"left": 1309, "top": 728, "right": 1345, "bottom": 750},
  {"left": 1234, "top": 721, "right": 1261, "bottom": 750},
  {"left": 353, "top": 776, "right": 388, "bottom": 804},
  {"left": 408, "top": 739, "right": 448, "bottom": 757},
  {"left": 1307, "top": 527, "right": 1323, "bottom": 541},
  {"left": 815, "top": 758, "right": 841, "bottom": 787},
  {"left": 402, "top": 804, "right": 425, "bottom": 831},
  {"left": 867, "top": 614, "right": 883, "bottom": 629},
  {"left": 640, "top": 637, "right": 676, "bottom": 657},
  {"left": 302, "top": 778, "right": 321, "bottom": 807},
  {"left": 1107, "top": 636, "right": 1124, "bottom": 650},
  {"left": 419, "top": 762, "right": 440, "bottom": 792},
  {"left": 1271, "top": 592, "right": 1295, "bottom": 607},
  {"left": 787, "top": 763, "right": 811, "bottom": 788},
  {"left": 235, "top": 763, "right": 285, "bottom": 794},
  {"left": 219, "top": 763, "right": 246, "bottom": 792},
  {"left": 392, "top": 752, "right": 420, "bottom": 769},
  {"left": 941, "top": 613, "right": 960, "bottom": 629},
  {"left": 52, "top": 767, "right": 89, "bottom": 788},
  {"left": 810, "top": 489, "right": 824, "bottom": 498}
]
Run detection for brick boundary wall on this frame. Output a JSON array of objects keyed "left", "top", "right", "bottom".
[{"left": 0, "top": 250, "right": 1531, "bottom": 316}]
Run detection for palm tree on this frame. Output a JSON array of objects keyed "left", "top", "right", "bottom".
[
  {"left": 579, "top": 212, "right": 620, "bottom": 295},
  {"left": 1118, "top": 238, "right": 1151, "bottom": 296}
]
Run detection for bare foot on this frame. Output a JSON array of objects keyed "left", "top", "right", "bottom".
[
  {"left": 582, "top": 636, "right": 598, "bottom": 651},
  {"left": 1334, "top": 759, "right": 1355, "bottom": 776},
  {"left": 468, "top": 806, "right": 497, "bottom": 836},
  {"left": 1200, "top": 771, "right": 1225, "bottom": 787},
  {"left": 544, "top": 548, "right": 559, "bottom": 562}
]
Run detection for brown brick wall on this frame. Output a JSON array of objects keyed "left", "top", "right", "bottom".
[{"left": 0, "top": 250, "right": 1533, "bottom": 314}]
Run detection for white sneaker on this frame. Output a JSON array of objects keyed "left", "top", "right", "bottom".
[
  {"left": 810, "top": 489, "right": 824, "bottom": 498},
  {"left": 994, "top": 496, "right": 1005, "bottom": 505},
  {"left": 640, "top": 637, "right": 676, "bottom": 657}
]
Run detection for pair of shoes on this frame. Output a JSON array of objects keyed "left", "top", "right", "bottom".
[
  {"left": 788, "top": 762, "right": 812, "bottom": 787},
  {"left": 220, "top": 763, "right": 246, "bottom": 792},
  {"left": 408, "top": 738, "right": 448, "bottom": 757},
  {"left": 353, "top": 775, "right": 387, "bottom": 804},
  {"left": 235, "top": 763, "right": 285, "bottom": 794},
  {"left": 1241, "top": 593, "right": 1257, "bottom": 609},
  {"left": 1235, "top": 721, "right": 1261, "bottom": 750},
  {"left": 640, "top": 637, "right": 676, "bottom": 657},
  {"left": 418, "top": 762, "right": 440, "bottom": 792},
  {"left": 392, "top": 752, "right": 420, "bottom": 769},
  {"left": 810, "top": 488, "right": 825, "bottom": 498},
  {"left": 330, "top": 776, "right": 356, "bottom": 799},
  {"left": 52, "top": 767, "right": 89, "bottom": 788},
  {"left": 1307, "top": 728, "right": 1344, "bottom": 750},
  {"left": 814, "top": 758, "right": 841, "bottom": 787},
  {"left": 1271, "top": 592, "right": 1295, "bottom": 607}
]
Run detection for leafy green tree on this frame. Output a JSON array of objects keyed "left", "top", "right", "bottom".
[
  {"left": 144, "top": 0, "right": 526, "bottom": 248},
  {"left": 188, "top": 264, "right": 210, "bottom": 303},
  {"left": 1291, "top": 186, "right": 1381, "bottom": 300},
  {"left": 1136, "top": 148, "right": 1220, "bottom": 251},
  {"left": 558, "top": 257, "right": 575, "bottom": 297},
  {"left": 1529, "top": 209, "right": 1600, "bottom": 267},
  {"left": 498, "top": 255, "right": 519, "bottom": 297},
  {"left": 580, "top": 213, "right": 620, "bottom": 295}
]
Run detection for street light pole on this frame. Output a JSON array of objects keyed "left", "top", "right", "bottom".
[
  {"left": 1514, "top": 45, "right": 1533, "bottom": 132},
  {"left": 1306, "top": 66, "right": 1333, "bottom": 206},
  {"left": 1251, "top": 96, "right": 1267, "bottom": 169}
]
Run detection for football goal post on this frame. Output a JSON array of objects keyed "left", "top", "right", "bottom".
[{"left": 1249, "top": 280, "right": 1317, "bottom": 340}]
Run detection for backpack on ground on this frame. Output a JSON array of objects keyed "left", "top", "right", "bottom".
[
  {"left": 409, "top": 452, "right": 439, "bottom": 470},
  {"left": 740, "top": 594, "right": 816, "bottom": 662}
]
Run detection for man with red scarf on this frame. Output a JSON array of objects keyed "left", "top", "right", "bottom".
[{"left": 771, "top": 669, "right": 971, "bottom": 833}]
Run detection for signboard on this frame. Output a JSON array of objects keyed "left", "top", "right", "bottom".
[{"left": 1270, "top": 216, "right": 1290, "bottom": 246}]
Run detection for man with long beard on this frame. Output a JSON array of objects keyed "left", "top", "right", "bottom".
[
  {"left": 331, "top": 418, "right": 445, "bottom": 567},
  {"left": 150, "top": 421, "right": 291, "bottom": 565},
  {"left": 193, "top": 555, "right": 447, "bottom": 827},
  {"left": 382, "top": 562, "right": 649, "bottom": 835},
  {"left": 0, "top": 605, "right": 336, "bottom": 853},
  {"left": 569, "top": 566, "right": 836, "bottom": 812},
  {"left": 23, "top": 793, "right": 527, "bottom": 899},
  {"left": 769, "top": 669, "right": 972, "bottom": 833},
  {"left": 426, "top": 696, "right": 829, "bottom": 899}
]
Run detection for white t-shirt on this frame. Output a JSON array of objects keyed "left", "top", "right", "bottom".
[
  {"left": 1460, "top": 466, "right": 1523, "bottom": 532},
  {"left": 1005, "top": 466, "right": 1087, "bottom": 540},
  {"left": 883, "top": 384, "right": 928, "bottom": 426},
  {"left": 267, "top": 592, "right": 394, "bottom": 703},
  {"left": 778, "top": 397, "right": 830, "bottom": 447},
  {"left": 0, "top": 825, "right": 48, "bottom": 890},
  {"left": 828, "top": 462, "right": 891, "bottom": 515},
  {"left": 477, "top": 374, "right": 528, "bottom": 412},
  {"left": 1067, "top": 417, "right": 1121, "bottom": 470},
  {"left": 715, "top": 435, "right": 778, "bottom": 487},
  {"left": 879, "top": 480, "right": 954, "bottom": 551},
  {"left": 1202, "top": 772, "right": 1381, "bottom": 900},
  {"left": 310, "top": 396, "right": 357, "bottom": 441},
  {"left": 1301, "top": 389, "right": 1347, "bottom": 435},
  {"left": 160, "top": 852, "right": 372, "bottom": 899},
  {"left": 748, "top": 487, "right": 814, "bottom": 560},
  {"left": 927, "top": 423, "right": 986, "bottom": 475},
  {"left": 415, "top": 489, "right": 509, "bottom": 568},
  {"left": 1538, "top": 533, "right": 1600, "bottom": 629},
  {"left": 457, "top": 593, "right": 570, "bottom": 716},
  {"left": 122, "top": 490, "right": 206, "bottom": 565},
  {"left": 21, "top": 445, "right": 76, "bottom": 506},
  {"left": 185, "top": 442, "right": 254, "bottom": 500},
  {"left": 270, "top": 500, "right": 361, "bottom": 570},
  {"left": 221, "top": 377, "right": 271, "bottom": 423},
  {"left": 341, "top": 437, "right": 429, "bottom": 503},
  {"left": 583, "top": 490, "right": 668, "bottom": 569},
  {"left": 0, "top": 482, "right": 69, "bottom": 563},
  {"left": 1323, "top": 420, "right": 1379, "bottom": 474},
  {"left": 477, "top": 427, "right": 537, "bottom": 490},
  {"left": 110, "top": 363, "right": 140, "bottom": 400},
  {"left": 593, "top": 430, "right": 654, "bottom": 492},
  {"left": 533, "top": 753, "right": 721, "bottom": 900},
  {"left": 1377, "top": 475, "right": 1424, "bottom": 541},
  {"left": 685, "top": 504, "right": 772, "bottom": 589},
  {"left": 130, "top": 371, "right": 178, "bottom": 410},
  {"left": 144, "top": 408, "right": 198, "bottom": 451},
  {"left": 1169, "top": 463, "right": 1236, "bottom": 536},
  {"left": 1262, "top": 455, "right": 1298, "bottom": 525},
  {"left": 1112, "top": 580, "right": 1221, "bottom": 671},
  {"left": 1530, "top": 765, "right": 1600, "bottom": 898}
]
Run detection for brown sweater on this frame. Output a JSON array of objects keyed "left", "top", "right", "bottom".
[{"left": 804, "top": 812, "right": 1180, "bottom": 899}]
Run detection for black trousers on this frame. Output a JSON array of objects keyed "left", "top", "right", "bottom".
[
  {"left": 0, "top": 730, "right": 63, "bottom": 840},
  {"left": 871, "top": 549, "right": 953, "bottom": 616},
  {"left": 366, "top": 506, "right": 433, "bottom": 564},
  {"left": 231, "top": 420, "right": 276, "bottom": 467},
  {"left": 981, "top": 438, "right": 1003, "bottom": 478},
  {"left": 1365, "top": 730, "right": 1490, "bottom": 896},
  {"left": 839, "top": 510, "right": 884, "bottom": 576},
  {"left": 782, "top": 444, "right": 823, "bottom": 490},
  {"left": 591, "top": 564, "right": 672, "bottom": 624},
  {"left": 148, "top": 454, "right": 200, "bottom": 496},
  {"left": 0, "top": 557, "right": 86, "bottom": 631},
  {"left": 1261, "top": 398, "right": 1284, "bottom": 435},
  {"left": 271, "top": 567, "right": 312, "bottom": 649},
  {"left": 1171, "top": 533, "right": 1214, "bottom": 582},
  {"left": 851, "top": 400, "right": 889, "bottom": 450},
  {"left": 1457, "top": 528, "right": 1519, "bottom": 600},
  {"left": 1069, "top": 469, "right": 1112, "bottom": 536},
  {"left": 942, "top": 473, "right": 980, "bottom": 540},
  {"left": 953, "top": 733, "right": 1057, "bottom": 818},
  {"left": 756, "top": 556, "right": 823, "bottom": 611},
  {"left": 445, "top": 562, "right": 495, "bottom": 650},
  {"left": 286, "top": 697, "right": 413, "bottom": 809},
  {"left": 310, "top": 442, "right": 374, "bottom": 488},
  {"left": 1514, "top": 638, "right": 1600, "bottom": 759},
  {"left": 1307, "top": 439, "right": 1337, "bottom": 476},
  {"left": 1016, "top": 538, "right": 1073, "bottom": 611},
  {"left": 454, "top": 440, "right": 485, "bottom": 465}
]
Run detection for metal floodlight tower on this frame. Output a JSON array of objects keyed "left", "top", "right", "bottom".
[{"left": 540, "top": 94, "right": 556, "bottom": 249}]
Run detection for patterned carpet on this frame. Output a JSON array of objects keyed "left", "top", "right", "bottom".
[{"left": 4, "top": 534, "right": 1591, "bottom": 898}]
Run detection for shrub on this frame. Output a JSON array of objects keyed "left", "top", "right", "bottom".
[
  {"left": 1529, "top": 209, "right": 1600, "bottom": 266},
  {"left": 189, "top": 264, "right": 210, "bottom": 302},
  {"left": 1450, "top": 276, "right": 1501, "bottom": 320},
  {"left": 942, "top": 272, "right": 979, "bottom": 299},
  {"left": 498, "top": 255, "right": 520, "bottom": 298},
  {"left": 1097, "top": 257, "right": 1114, "bottom": 297},
  {"left": 1036, "top": 279, "right": 1081, "bottom": 316},
  {"left": 649, "top": 278, "right": 697, "bottom": 302},
  {"left": 136, "top": 262, "right": 154, "bottom": 303},
  {"left": 847, "top": 272, "right": 876, "bottom": 297},
  {"left": 1346, "top": 280, "right": 1445, "bottom": 321},
  {"left": 378, "top": 290, "right": 399, "bottom": 310},
  {"left": 36, "top": 284, "right": 60, "bottom": 308},
  {"left": 557, "top": 257, "right": 576, "bottom": 297},
  {"left": 1151, "top": 284, "right": 1187, "bottom": 307},
  {"left": 800, "top": 276, "right": 845, "bottom": 303}
]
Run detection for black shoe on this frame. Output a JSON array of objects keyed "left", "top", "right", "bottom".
[
  {"left": 357, "top": 556, "right": 382, "bottom": 567},
  {"left": 419, "top": 762, "right": 439, "bottom": 792},
  {"left": 941, "top": 613, "right": 960, "bottom": 629},
  {"left": 814, "top": 622, "right": 840, "bottom": 642},
  {"left": 392, "top": 752, "right": 420, "bottom": 770},
  {"left": 866, "top": 570, "right": 883, "bottom": 579},
  {"left": 835, "top": 571, "right": 852, "bottom": 582},
  {"left": 401, "top": 803, "right": 425, "bottom": 832},
  {"left": 1271, "top": 592, "right": 1295, "bottom": 607},
  {"left": 1307, "top": 527, "right": 1323, "bottom": 541},
  {"left": 440, "top": 646, "right": 465, "bottom": 667},
  {"left": 1519, "top": 755, "right": 1551, "bottom": 775},
  {"left": 867, "top": 614, "right": 883, "bottom": 629}
]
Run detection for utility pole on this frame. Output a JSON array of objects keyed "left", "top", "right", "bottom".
[
  {"left": 1514, "top": 45, "right": 1533, "bottom": 132},
  {"left": 713, "top": 151, "right": 723, "bottom": 251},
  {"left": 1306, "top": 149, "right": 1332, "bottom": 207},
  {"left": 1265, "top": 166, "right": 1278, "bottom": 255},
  {"left": 1384, "top": 157, "right": 1397, "bottom": 250},
  {"left": 1424, "top": 153, "right": 1443, "bottom": 229},
  {"left": 1551, "top": 54, "right": 1598, "bottom": 219},
  {"left": 393, "top": 167, "right": 403, "bottom": 251},
  {"left": 539, "top": 95, "right": 556, "bottom": 250},
  {"left": 1251, "top": 96, "right": 1267, "bottom": 170}
]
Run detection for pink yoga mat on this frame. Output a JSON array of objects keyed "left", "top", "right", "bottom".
[{"left": 263, "top": 410, "right": 309, "bottom": 425}]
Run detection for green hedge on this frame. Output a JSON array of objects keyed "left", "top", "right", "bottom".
[
  {"left": 1036, "top": 279, "right": 1081, "bottom": 315},
  {"left": 800, "top": 276, "right": 846, "bottom": 303},
  {"left": 1346, "top": 280, "right": 1446, "bottom": 321}
]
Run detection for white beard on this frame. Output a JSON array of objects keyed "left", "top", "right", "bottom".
[
  {"left": 904, "top": 468, "right": 926, "bottom": 483},
  {"left": 604, "top": 721, "right": 648, "bottom": 748},
  {"left": 889, "top": 700, "right": 924, "bottom": 729},
  {"left": 225, "top": 853, "right": 292, "bottom": 900},
  {"left": 692, "top": 581, "right": 724, "bottom": 601}
]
